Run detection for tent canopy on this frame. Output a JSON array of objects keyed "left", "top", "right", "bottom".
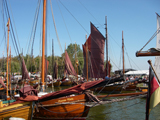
[{"left": 125, "top": 70, "right": 149, "bottom": 76}]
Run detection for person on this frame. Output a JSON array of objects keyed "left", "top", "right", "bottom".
[{"left": 0, "top": 77, "right": 6, "bottom": 88}]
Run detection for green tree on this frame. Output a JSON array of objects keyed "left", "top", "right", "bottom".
[{"left": 66, "top": 43, "right": 84, "bottom": 75}]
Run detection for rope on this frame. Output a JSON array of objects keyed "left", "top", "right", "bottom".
[
  {"left": 139, "top": 27, "right": 160, "bottom": 52},
  {"left": 50, "top": 0, "right": 63, "bottom": 54},
  {"left": 86, "top": 94, "right": 147, "bottom": 107},
  {"left": 4, "top": 0, "right": 20, "bottom": 56},
  {"left": 56, "top": 0, "right": 72, "bottom": 43}
]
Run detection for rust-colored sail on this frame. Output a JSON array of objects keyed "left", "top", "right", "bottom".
[
  {"left": 22, "top": 58, "right": 30, "bottom": 80},
  {"left": 90, "top": 22, "right": 105, "bottom": 78},
  {"left": 64, "top": 50, "right": 77, "bottom": 76}
]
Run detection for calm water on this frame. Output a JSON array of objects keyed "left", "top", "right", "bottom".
[{"left": 46, "top": 86, "right": 160, "bottom": 120}]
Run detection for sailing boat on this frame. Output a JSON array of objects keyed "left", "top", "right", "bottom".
[
  {"left": 82, "top": 17, "right": 124, "bottom": 93},
  {"left": 32, "top": 0, "right": 91, "bottom": 119},
  {"left": 0, "top": 17, "right": 35, "bottom": 120},
  {"left": 61, "top": 50, "right": 77, "bottom": 86}
]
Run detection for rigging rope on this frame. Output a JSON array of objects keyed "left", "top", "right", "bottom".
[
  {"left": 4, "top": 0, "right": 20, "bottom": 56},
  {"left": 56, "top": 0, "right": 72, "bottom": 43},
  {"left": 139, "top": 26, "right": 160, "bottom": 52},
  {"left": 8, "top": 0, "right": 21, "bottom": 54},
  {"left": 50, "top": 0, "right": 63, "bottom": 54}
]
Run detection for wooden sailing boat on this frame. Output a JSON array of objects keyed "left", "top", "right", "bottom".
[
  {"left": 0, "top": 17, "right": 35, "bottom": 120},
  {"left": 84, "top": 17, "right": 124, "bottom": 93},
  {"left": 61, "top": 50, "right": 76, "bottom": 86},
  {"left": 33, "top": 1, "right": 91, "bottom": 119}
]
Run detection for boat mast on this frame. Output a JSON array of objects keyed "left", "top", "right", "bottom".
[
  {"left": 122, "top": 31, "right": 125, "bottom": 76},
  {"left": 9, "top": 46, "right": 11, "bottom": 96},
  {"left": 86, "top": 35, "right": 88, "bottom": 82},
  {"left": 41, "top": 0, "right": 46, "bottom": 92},
  {"left": 64, "top": 43, "right": 66, "bottom": 78},
  {"left": 6, "top": 18, "right": 10, "bottom": 98},
  {"left": 75, "top": 42, "right": 78, "bottom": 82},
  {"left": 105, "top": 16, "right": 109, "bottom": 77}
]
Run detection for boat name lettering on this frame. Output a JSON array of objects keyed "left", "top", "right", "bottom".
[
  {"left": 58, "top": 98, "right": 74, "bottom": 103},
  {"left": 67, "top": 98, "right": 74, "bottom": 101}
]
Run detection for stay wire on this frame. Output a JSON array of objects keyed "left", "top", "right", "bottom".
[
  {"left": 26, "top": 0, "right": 41, "bottom": 56},
  {"left": 3, "top": 0, "right": 18, "bottom": 56},
  {"left": 50, "top": 0, "right": 63, "bottom": 54},
  {"left": 8, "top": 0, "right": 21, "bottom": 54},
  {"left": 56, "top": 0, "right": 72, "bottom": 43},
  {"left": 4, "top": 0, "right": 20, "bottom": 56},
  {"left": 139, "top": 27, "right": 160, "bottom": 52}
]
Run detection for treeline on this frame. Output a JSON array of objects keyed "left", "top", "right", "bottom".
[{"left": 0, "top": 43, "right": 84, "bottom": 77}]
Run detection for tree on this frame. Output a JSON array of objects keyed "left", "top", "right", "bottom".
[{"left": 66, "top": 43, "right": 84, "bottom": 75}]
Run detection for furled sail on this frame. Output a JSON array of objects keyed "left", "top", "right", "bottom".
[
  {"left": 53, "top": 62, "right": 58, "bottom": 79},
  {"left": 105, "top": 60, "right": 111, "bottom": 77},
  {"left": 82, "top": 34, "right": 93, "bottom": 78},
  {"left": 90, "top": 22, "right": 105, "bottom": 78},
  {"left": 22, "top": 58, "right": 30, "bottom": 80},
  {"left": 64, "top": 50, "right": 77, "bottom": 76},
  {"left": 154, "top": 13, "right": 160, "bottom": 79}
]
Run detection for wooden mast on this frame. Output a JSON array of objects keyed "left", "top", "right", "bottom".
[
  {"left": 86, "top": 35, "right": 88, "bottom": 82},
  {"left": 64, "top": 43, "right": 66, "bottom": 78},
  {"left": 105, "top": 16, "right": 109, "bottom": 77},
  {"left": 9, "top": 46, "right": 11, "bottom": 96},
  {"left": 41, "top": 0, "right": 46, "bottom": 92},
  {"left": 6, "top": 18, "right": 10, "bottom": 98},
  {"left": 122, "top": 31, "right": 125, "bottom": 76},
  {"left": 75, "top": 42, "right": 78, "bottom": 81}
]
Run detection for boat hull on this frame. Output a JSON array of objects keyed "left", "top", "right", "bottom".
[
  {"left": 33, "top": 94, "right": 90, "bottom": 119},
  {"left": 94, "top": 84, "right": 123, "bottom": 94},
  {"left": 0, "top": 101, "right": 33, "bottom": 120},
  {"left": 61, "top": 80, "right": 72, "bottom": 86},
  {"left": 47, "top": 80, "right": 62, "bottom": 87}
]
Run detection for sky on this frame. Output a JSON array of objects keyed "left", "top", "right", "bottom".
[{"left": 0, "top": 0, "right": 160, "bottom": 72}]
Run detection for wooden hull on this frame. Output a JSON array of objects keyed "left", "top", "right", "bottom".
[
  {"left": 29, "top": 79, "right": 39, "bottom": 85},
  {"left": 0, "top": 101, "right": 33, "bottom": 120},
  {"left": 123, "top": 84, "right": 137, "bottom": 91},
  {"left": 33, "top": 94, "right": 90, "bottom": 120},
  {"left": 61, "top": 80, "right": 72, "bottom": 86},
  {"left": 47, "top": 81, "right": 62, "bottom": 87},
  {"left": 95, "top": 84, "right": 123, "bottom": 94}
]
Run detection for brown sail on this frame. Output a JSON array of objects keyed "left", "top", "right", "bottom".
[
  {"left": 64, "top": 50, "right": 77, "bottom": 76},
  {"left": 22, "top": 58, "right": 30, "bottom": 80}
]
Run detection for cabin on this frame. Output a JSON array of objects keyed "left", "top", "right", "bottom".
[{"left": 114, "top": 68, "right": 136, "bottom": 75}]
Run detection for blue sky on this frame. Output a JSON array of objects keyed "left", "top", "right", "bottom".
[{"left": 0, "top": 0, "right": 160, "bottom": 72}]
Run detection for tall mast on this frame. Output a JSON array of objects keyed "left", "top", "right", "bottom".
[
  {"left": 6, "top": 18, "right": 10, "bottom": 98},
  {"left": 41, "top": 0, "right": 46, "bottom": 92},
  {"left": 52, "top": 39, "right": 54, "bottom": 79},
  {"left": 105, "top": 16, "right": 108, "bottom": 76},
  {"left": 122, "top": 31, "right": 125, "bottom": 76},
  {"left": 86, "top": 35, "right": 88, "bottom": 82},
  {"left": 9, "top": 46, "right": 11, "bottom": 96},
  {"left": 64, "top": 43, "right": 66, "bottom": 78},
  {"left": 75, "top": 42, "right": 78, "bottom": 82}
]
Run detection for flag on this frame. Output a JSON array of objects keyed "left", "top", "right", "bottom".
[{"left": 146, "top": 66, "right": 160, "bottom": 120}]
